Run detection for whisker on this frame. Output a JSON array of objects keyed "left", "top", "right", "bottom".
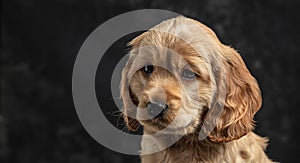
[
  {"left": 116, "top": 114, "right": 126, "bottom": 127},
  {"left": 106, "top": 110, "right": 122, "bottom": 117}
]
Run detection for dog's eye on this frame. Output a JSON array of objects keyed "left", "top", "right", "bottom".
[
  {"left": 143, "top": 65, "right": 154, "bottom": 75},
  {"left": 181, "top": 69, "right": 196, "bottom": 80}
]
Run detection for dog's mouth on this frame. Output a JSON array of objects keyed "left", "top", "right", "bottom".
[
  {"left": 141, "top": 117, "right": 199, "bottom": 135},
  {"left": 140, "top": 114, "right": 172, "bottom": 130},
  {"left": 140, "top": 112, "right": 197, "bottom": 132},
  {"left": 139, "top": 107, "right": 206, "bottom": 134}
]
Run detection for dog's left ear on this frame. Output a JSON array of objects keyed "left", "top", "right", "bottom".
[{"left": 208, "top": 46, "right": 262, "bottom": 143}]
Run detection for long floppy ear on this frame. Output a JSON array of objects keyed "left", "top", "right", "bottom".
[
  {"left": 208, "top": 46, "right": 262, "bottom": 143},
  {"left": 120, "top": 59, "right": 140, "bottom": 131},
  {"left": 120, "top": 32, "right": 148, "bottom": 131}
]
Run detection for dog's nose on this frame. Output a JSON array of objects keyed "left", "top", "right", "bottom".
[{"left": 146, "top": 102, "right": 169, "bottom": 118}]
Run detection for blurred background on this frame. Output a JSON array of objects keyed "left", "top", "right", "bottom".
[{"left": 1, "top": 0, "right": 300, "bottom": 162}]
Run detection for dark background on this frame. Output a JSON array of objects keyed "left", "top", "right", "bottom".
[{"left": 1, "top": 0, "right": 300, "bottom": 162}]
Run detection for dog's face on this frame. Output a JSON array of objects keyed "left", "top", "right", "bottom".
[
  {"left": 126, "top": 41, "right": 213, "bottom": 135},
  {"left": 121, "top": 17, "right": 262, "bottom": 143}
]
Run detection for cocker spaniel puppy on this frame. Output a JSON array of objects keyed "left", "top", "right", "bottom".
[{"left": 120, "top": 16, "right": 275, "bottom": 163}]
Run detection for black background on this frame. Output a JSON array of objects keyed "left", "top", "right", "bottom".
[{"left": 1, "top": 0, "right": 300, "bottom": 162}]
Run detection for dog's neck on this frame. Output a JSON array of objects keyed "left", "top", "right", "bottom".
[{"left": 141, "top": 131, "right": 223, "bottom": 162}]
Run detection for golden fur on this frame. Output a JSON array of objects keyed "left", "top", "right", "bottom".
[{"left": 120, "top": 16, "right": 276, "bottom": 163}]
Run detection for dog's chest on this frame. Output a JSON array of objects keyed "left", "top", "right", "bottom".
[{"left": 140, "top": 141, "right": 222, "bottom": 163}]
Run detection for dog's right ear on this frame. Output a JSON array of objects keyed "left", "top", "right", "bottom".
[
  {"left": 120, "top": 33, "right": 148, "bottom": 131},
  {"left": 120, "top": 58, "right": 140, "bottom": 131}
]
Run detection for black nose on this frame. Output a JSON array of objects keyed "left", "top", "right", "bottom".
[{"left": 146, "top": 102, "right": 169, "bottom": 118}]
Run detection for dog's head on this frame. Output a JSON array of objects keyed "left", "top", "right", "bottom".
[{"left": 120, "top": 16, "right": 262, "bottom": 143}]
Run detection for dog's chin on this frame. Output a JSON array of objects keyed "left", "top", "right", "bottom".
[{"left": 140, "top": 116, "right": 200, "bottom": 135}]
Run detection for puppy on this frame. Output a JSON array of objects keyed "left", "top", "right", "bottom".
[{"left": 120, "top": 16, "right": 276, "bottom": 163}]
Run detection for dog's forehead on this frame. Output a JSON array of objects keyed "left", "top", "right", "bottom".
[
  {"left": 133, "top": 17, "right": 217, "bottom": 60},
  {"left": 131, "top": 46, "right": 189, "bottom": 70},
  {"left": 131, "top": 36, "right": 210, "bottom": 70}
]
